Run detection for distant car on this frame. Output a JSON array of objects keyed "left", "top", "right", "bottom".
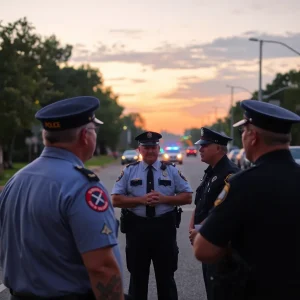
[
  {"left": 163, "top": 146, "right": 183, "bottom": 164},
  {"left": 227, "top": 149, "right": 240, "bottom": 163},
  {"left": 186, "top": 146, "right": 197, "bottom": 157},
  {"left": 121, "top": 149, "right": 139, "bottom": 165},
  {"left": 289, "top": 146, "right": 300, "bottom": 164}
]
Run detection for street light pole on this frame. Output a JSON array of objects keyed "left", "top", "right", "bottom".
[
  {"left": 258, "top": 40, "right": 263, "bottom": 102},
  {"left": 230, "top": 86, "right": 234, "bottom": 144},
  {"left": 226, "top": 85, "right": 253, "bottom": 146},
  {"left": 249, "top": 37, "right": 300, "bottom": 102}
]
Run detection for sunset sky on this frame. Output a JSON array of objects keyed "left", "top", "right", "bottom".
[{"left": 2, "top": 0, "right": 300, "bottom": 134}]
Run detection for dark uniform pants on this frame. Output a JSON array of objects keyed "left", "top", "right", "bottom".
[
  {"left": 125, "top": 212, "right": 178, "bottom": 300},
  {"left": 202, "top": 263, "right": 244, "bottom": 300}
]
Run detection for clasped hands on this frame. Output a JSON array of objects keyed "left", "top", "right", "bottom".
[{"left": 143, "top": 190, "right": 164, "bottom": 206}]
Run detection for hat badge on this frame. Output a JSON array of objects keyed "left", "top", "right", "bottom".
[
  {"left": 200, "top": 128, "right": 204, "bottom": 136},
  {"left": 147, "top": 132, "right": 152, "bottom": 138}
]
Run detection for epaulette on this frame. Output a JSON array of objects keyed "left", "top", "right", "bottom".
[
  {"left": 126, "top": 161, "right": 140, "bottom": 168},
  {"left": 229, "top": 164, "right": 259, "bottom": 181},
  {"left": 160, "top": 161, "right": 176, "bottom": 170},
  {"left": 74, "top": 165, "right": 100, "bottom": 182}
]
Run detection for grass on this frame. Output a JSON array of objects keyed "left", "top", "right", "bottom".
[
  {"left": 0, "top": 163, "right": 27, "bottom": 186},
  {"left": 0, "top": 155, "right": 116, "bottom": 187},
  {"left": 85, "top": 155, "right": 116, "bottom": 167}
]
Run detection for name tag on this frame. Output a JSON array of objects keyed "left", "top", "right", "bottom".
[
  {"left": 158, "top": 179, "right": 171, "bottom": 186},
  {"left": 130, "top": 179, "right": 142, "bottom": 186}
]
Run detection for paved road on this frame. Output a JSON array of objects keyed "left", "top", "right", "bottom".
[{"left": 0, "top": 155, "right": 208, "bottom": 300}]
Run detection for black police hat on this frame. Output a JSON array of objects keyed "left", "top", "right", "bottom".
[
  {"left": 233, "top": 100, "right": 300, "bottom": 134},
  {"left": 135, "top": 131, "right": 162, "bottom": 146},
  {"left": 195, "top": 127, "right": 232, "bottom": 146},
  {"left": 35, "top": 96, "right": 103, "bottom": 131}
]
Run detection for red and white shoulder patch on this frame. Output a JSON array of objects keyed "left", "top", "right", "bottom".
[{"left": 85, "top": 186, "right": 109, "bottom": 212}]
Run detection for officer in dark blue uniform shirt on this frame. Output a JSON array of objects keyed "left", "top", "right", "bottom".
[
  {"left": 111, "top": 131, "right": 193, "bottom": 300},
  {"left": 194, "top": 100, "right": 300, "bottom": 300},
  {"left": 0, "top": 96, "right": 125, "bottom": 300},
  {"left": 188, "top": 127, "right": 240, "bottom": 300}
]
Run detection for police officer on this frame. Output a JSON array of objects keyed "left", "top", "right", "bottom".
[
  {"left": 111, "top": 131, "right": 193, "bottom": 300},
  {"left": 188, "top": 127, "right": 240, "bottom": 300},
  {"left": 194, "top": 100, "right": 300, "bottom": 300},
  {"left": 0, "top": 96, "right": 125, "bottom": 300}
]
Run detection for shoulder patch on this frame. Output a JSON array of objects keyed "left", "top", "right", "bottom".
[
  {"left": 126, "top": 161, "right": 140, "bottom": 168},
  {"left": 86, "top": 186, "right": 109, "bottom": 212},
  {"left": 74, "top": 165, "right": 99, "bottom": 182},
  {"left": 214, "top": 182, "right": 230, "bottom": 207},
  {"left": 116, "top": 169, "right": 124, "bottom": 182},
  {"left": 224, "top": 173, "right": 233, "bottom": 183},
  {"left": 178, "top": 170, "right": 187, "bottom": 181}
]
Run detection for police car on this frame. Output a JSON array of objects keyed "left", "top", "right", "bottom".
[
  {"left": 162, "top": 146, "right": 183, "bottom": 164},
  {"left": 121, "top": 149, "right": 139, "bottom": 165}
]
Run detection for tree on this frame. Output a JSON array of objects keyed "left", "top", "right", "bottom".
[
  {"left": 120, "top": 113, "right": 146, "bottom": 150},
  {"left": 0, "top": 18, "right": 45, "bottom": 168},
  {"left": 0, "top": 17, "right": 141, "bottom": 169},
  {"left": 0, "top": 18, "right": 74, "bottom": 169},
  {"left": 95, "top": 87, "right": 124, "bottom": 153}
]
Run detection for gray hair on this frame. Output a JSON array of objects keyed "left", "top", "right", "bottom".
[
  {"left": 43, "top": 123, "right": 89, "bottom": 144},
  {"left": 219, "top": 145, "right": 228, "bottom": 154},
  {"left": 254, "top": 126, "right": 291, "bottom": 146}
]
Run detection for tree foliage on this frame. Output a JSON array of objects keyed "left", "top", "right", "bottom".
[
  {"left": 185, "top": 69, "right": 300, "bottom": 149},
  {"left": 0, "top": 17, "right": 142, "bottom": 170}
]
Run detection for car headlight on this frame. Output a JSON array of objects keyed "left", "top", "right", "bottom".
[
  {"left": 134, "top": 155, "right": 138, "bottom": 159},
  {"left": 177, "top": 154, "right": 182, "bottom": 158},
  {"left": 121, "top": 156, "right": 125, "bottom": 160},
  {"left": 139, "top": 154, "right": 143, "bottom": 160}
]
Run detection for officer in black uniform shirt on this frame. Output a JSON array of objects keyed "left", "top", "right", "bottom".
[
  {"left": 194, "top": 100, "right": 300, "bottom": 300},
  {"left": 189, "top": 127, "right": 240, "bottom": 300}
]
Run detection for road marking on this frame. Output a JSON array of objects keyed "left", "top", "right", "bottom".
[{"left": 0, "top": 284, "right": 7, "bottom": 292}]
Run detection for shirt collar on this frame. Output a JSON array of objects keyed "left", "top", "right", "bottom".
[
  {"left": 254, "top": 149, "right": 294, "bottom": 165},
  {"left": 40, "top": 146, "right": 84, "bottom": 167},
  {"left": 142, "top": 159, "right": 160, "bottom": 171},
  {"left": 212, "top": 155, "right": 229, "bottom": 174},
  {"left": 204, "top": 155, "right": 228, "bottom": 177}
]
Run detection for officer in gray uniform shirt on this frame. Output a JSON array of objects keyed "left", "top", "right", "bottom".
[
  {"left": 111, "top": 131, "right": 193, "bottom": 300},
  {"left": 0, "top": 96, "right": 126, "bottom": 300}
]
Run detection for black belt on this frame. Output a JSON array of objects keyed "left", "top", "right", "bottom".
[
  {"left": 127, "top": 209, "right": 175, "bottom": 221},
  {"left": 10, "top": 290, "right": 94, "bottom": 300}
]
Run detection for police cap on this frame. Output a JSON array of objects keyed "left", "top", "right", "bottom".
[
  {"left": 195, "top": 127, "right": 232, "bottom": 146},
  {"left": 233, "top": 100, "right": 300, "bottom": 134},
  {"left": 135, "top": 131, "right": 162, "bottom": 146},
  {"left": 35, "top": 96, "right": 103, "bottom": 131}
]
